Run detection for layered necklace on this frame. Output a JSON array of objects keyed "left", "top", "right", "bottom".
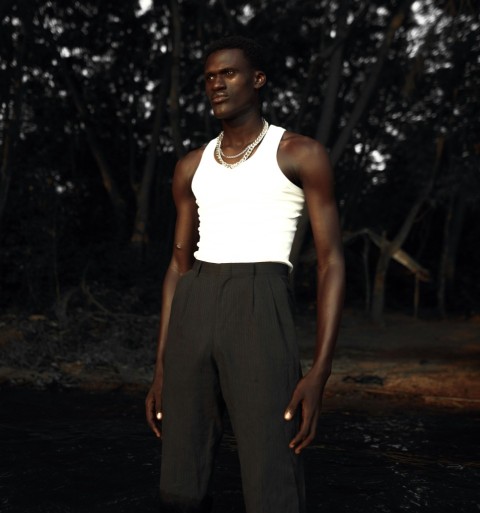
[{"left": 215, "top": 119, "right": 269, "bottom": 169}]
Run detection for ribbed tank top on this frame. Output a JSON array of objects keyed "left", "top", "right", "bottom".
[{"left": 192, "top": 124, "right": 305, "bottom": 268}]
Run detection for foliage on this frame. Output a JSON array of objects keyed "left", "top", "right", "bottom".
[{"left": 0, "top": 0, "right": 479, "bottom": 317}]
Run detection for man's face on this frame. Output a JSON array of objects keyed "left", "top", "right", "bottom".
[{"left": 204, "top": 48, "right": 264, "bottom": 120}]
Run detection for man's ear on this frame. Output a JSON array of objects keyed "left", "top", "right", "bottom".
[{"left": 253, "top": 71, "right": 266, "bottom": 89}]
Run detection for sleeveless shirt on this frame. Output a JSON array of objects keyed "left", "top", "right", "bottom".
[{"left": 192, "top": 124, "right": 305, "bottom": 268}]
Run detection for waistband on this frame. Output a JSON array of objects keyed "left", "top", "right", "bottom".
[{"left": 192, "top": 260, "right": 288, "bottom": 276}]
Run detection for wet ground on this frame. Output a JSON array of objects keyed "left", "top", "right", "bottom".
[{"left": 1, "top": 387, "right": 479, "bottom": 513}]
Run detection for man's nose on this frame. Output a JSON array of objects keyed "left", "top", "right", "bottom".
[{"left": 211, "top": 75, "right": 226, "bottom": 89}]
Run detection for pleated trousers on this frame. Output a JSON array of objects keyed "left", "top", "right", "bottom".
[{"left": 159, "top": 260, "right": 305, "bottom": 513}]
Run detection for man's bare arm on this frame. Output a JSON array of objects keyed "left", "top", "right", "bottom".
[
  {"left": 300, "top": 140, "right": 345, "bottom": 378},
  {"left": 281, "top": 135, "right": 345, "bottom": 453},
  {"left": 145, "top": 148, "right": 202, "bottom": 438}
]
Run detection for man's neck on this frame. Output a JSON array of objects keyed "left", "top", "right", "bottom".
[{"left": 220, "top": 114, "right": 265, "bottom": 148}]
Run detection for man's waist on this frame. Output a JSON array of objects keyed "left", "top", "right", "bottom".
[{"left": 192, "top": 260, "right": 289, "bottom": 276}]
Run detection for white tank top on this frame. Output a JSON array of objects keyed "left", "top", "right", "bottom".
[{"left": 192, "top": 124, "right": 305, "bottom": 268}]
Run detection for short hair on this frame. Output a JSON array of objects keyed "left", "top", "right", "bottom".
[{"left": 204, "top": 36, "right": 267, "bottom": 73}]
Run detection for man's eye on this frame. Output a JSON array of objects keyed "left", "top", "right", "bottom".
[{"left": 225, "top": 70, "right": 235, "bottom": 76}]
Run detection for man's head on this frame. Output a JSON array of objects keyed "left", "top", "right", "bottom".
[
  {"left": 204, "top": 36, "right": 267, "bottom": 74},
  {"left": 203, "top": 36, "right": 267, "bottom": 120}
]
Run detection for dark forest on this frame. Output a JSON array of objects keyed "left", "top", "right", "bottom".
[{"left": 1, "top": 0, "right": 479, "bottom": 323}]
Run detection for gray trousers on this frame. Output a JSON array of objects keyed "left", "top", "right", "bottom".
[{"left": 160, "top": 260, "right": 306, "bottom": 513}]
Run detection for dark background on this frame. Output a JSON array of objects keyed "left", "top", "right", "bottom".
[
  {"left": 1, "top": 3, "right": 480, "bottom": 512},
  {"left": 1, "top": 0, "right": 479, "bottom": 322}
]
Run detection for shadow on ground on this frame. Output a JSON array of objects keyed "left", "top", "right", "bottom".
[{"left": 1, "top": 387, "right": 479, "bottom": 513}]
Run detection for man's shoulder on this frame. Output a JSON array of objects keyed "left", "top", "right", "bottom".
[
  {"left": 280, "top": 130, "right": 328, "bottom": 158},
  {"left": 175, "top": 144, "right": 207, "bottom": 180},
  {"left": 179, "top": 144, "right": 207, "bottom": 168},
  {"left": 280, "top": 130, "right": 326, "bottom": 149}
]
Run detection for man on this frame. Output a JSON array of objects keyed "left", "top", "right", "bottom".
[{"left": 145, "top": 36, "right": 345, "bottom": 513}]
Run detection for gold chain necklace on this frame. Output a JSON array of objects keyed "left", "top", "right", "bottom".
[{"left": 215, "top": 119, "right": 269, "bottom": 169}]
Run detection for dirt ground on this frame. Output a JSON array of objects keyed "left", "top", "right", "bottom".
[
  {"left": 1, "top": 308, "right": 479, "bottom": 413},
  {"left": 299, "top": 308, "right": 480, "bottom": 412}
]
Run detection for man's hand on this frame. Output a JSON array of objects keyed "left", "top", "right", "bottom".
[
  {"left": 145, "top": 377, "right": 163, "bottom": 438},
  {"left": 284, "top": 371, "right": 327, "bottom": 454}
]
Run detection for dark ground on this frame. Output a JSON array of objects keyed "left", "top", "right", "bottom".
[
  {"left": 1, "top": 388, "right": 479, "bottom": 513},
  {"left": 1, "top": 309, "right": 480, "bottom": 512}
]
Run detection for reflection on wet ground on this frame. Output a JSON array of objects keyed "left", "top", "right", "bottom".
[{"left": 1, "top": 388, "right": 479, "bottom": 513}]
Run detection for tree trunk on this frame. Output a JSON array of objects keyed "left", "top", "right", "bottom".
[
  {"left": 370, "top": 190, "right": 433, "bottom": 324},
  {"left": 218, "top": 0, "right": 237, "bottom": 33},
  {"left": 0, "top": 8, "right": 28, "bottom": 227},
  {"left": 0, "top": 97, "right": 18, "bottom": 227},
  {"left": 131, "top": 63, "right": 170, "bottom": 246},
  {"left": 290, "top": 0, "right": 413, "bottom": 274},
  {"left": 363, "top": 235, "right": 371, "bottom": 314},
  {"left": 295, "top": 3, "right": 366, "bottom": 135},
  {"left": 61, "top": 67, "right": 128, "bottom": 233},
  {"left": 339, "top": 122, "right": 371, "bottom": 228},
  {"left": 371, "top": 245, "right": 390, "bottom": 324},
  {"left": 314, "top": 2, "right": 348, "bottom": 145},
  {"left": 437, "top": 191, "right": 466, "bottom": 317},
  {"left": 169, "top": 0, "right": 184, "bottom": 159},
  {"left": 329, "top": 0, "right": 413, "bottom": 166},
  {"left": 370, "top": 136, "right": 443, "bottom": 323}
]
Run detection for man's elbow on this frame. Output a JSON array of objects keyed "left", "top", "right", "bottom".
[{"left": 316, "top": 252, "right": 345, "bottom": 278}]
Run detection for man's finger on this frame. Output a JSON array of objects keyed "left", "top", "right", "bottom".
[
  {"left": 146, "top": 406, "right": 162, "bottom": 438},
  {"left": 289, "top": 415, "right": 311, "bottom": 447},
  {"left": 293, "top": 410, "right": 319, "bottom": 453},
  {"left": 284, "top": 395, "right": 300, "bottom": 420},
  {"left": 294, "top": 419, "right": 318, "bottom": 453},
  {"left": 147, "top": 416, "right": 162, "bottom": 438},
  {"left": 145, "top": 395, "right": 162, "bottom": 438},
  {"left": 294, "top": 432, "right": 316, "bottom": 454},
  {"left": 289, "top": 422, "right": 310, "bottom": 449},
  {"left": 289, "top": 405, "right": 314, "bottom": 448}
]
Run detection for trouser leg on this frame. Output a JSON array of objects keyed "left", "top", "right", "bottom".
[
  {"left": 159, "top": 268, "right": 224, "bottom": 512},
  {"left": 159, "top": 262, "right": 306, "bottom": 513},
  {"left": 213, "top": 268, "right": 306, "bottom": 513}
]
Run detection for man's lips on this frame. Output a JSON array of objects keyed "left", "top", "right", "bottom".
[{"left": 211, "top": 94, "right": 228, "bottom": 104}]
